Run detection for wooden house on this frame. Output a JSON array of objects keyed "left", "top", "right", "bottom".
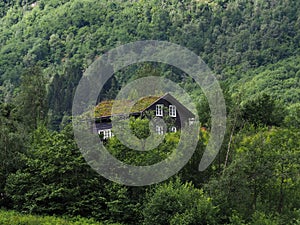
[{"left": 93, "top": 93, "right": 195, "bottom": 139}]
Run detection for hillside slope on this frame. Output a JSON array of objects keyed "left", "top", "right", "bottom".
[{"left": 0, "top": 0, "right": 299, "bottom": 123}]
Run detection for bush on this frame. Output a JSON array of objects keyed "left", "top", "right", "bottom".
[
  {"left": 250, "top": 211, "right": 281, "bottom": 225},
  {"left": 142, "top": 178, "right": 219, "bottom": 225}
]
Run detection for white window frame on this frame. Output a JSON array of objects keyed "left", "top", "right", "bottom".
[
  {"left": 99, "top": 129, "right": 113, "bottom": 139},
  {"left": 170, "top": 126, "right": 177, "bottom": 132},
  {"left": 169, "top": 105, "right": 176, "bottom": 117},
  {"left": 188, "top": 118, "right": 195, "bottom": 126},
  {"left": 156, "top": 104, "right": 163, "bottom": 116},
  {"left": 155, "top": 125, "right": 164, "bottom": 135}
]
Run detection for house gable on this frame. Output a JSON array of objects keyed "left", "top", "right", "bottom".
[{"left": 142, "top": 93, "right": 195, "bottom": 119}]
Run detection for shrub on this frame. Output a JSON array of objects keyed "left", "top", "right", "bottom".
[{"left": 142, "top": 178, "right": 218, "bottom": 225}]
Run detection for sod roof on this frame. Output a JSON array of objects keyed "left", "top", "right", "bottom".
[{"left": 94, "top": 96, "right": 161, "bottom": 118}]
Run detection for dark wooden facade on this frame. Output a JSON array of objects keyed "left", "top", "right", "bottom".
[{"left": 95, "top": 93, "right": 195, "bottom": 138}]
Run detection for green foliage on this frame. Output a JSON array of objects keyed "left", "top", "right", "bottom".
[
  {"left": 227, "top": 211, "right": 248, "bottom": 225},
  {"left": 107, "top": 128, "right": 179, "bottom": 166},
  {"left": 5, "top": 125, "right": 108, "bottom": 219},
  {"left": 47, "top": 63, "right": 82, "bottom": 130},
  {"left": 3, "top": 124, "right": 141, "bottom": 224},
  {"left": 230, "top": 56, "right": 300, "bottom": 107},
  {"left": 129, "top": 117, "right": 151, "bottom": 139},
  {"left": 284, "top": 103, "right": 300, "bottom": 128},
  {"left": 227, "top": 211, "right": 286, "bottom": 225},
  {"left": 0, "top": 102, "right": 26, "bottom": 208},
  {"left": 0, "top": 210, "right": 122, "bottom": 225},
  {"left": 241, "top": 93, "right": 285, "bottom": 127},
  {"left": 143, "top": 178, "right": 219, "bottom": 225},
  {"left": 0, "top": 0, "right": 300, "bottom": 224},
  {"left": 94, "top": 96, "right": 160, "bottom": 118},
  {"left": 196, "top": 95, "right": 211, "bottom": 127},
  {"left": 206, "top": 127, "right": 300, "bottom": 221},
  {"left": 15, "top": 66, "right": 48, "bottom": 130},
  {"left": 250, "top": 211, "right": 281, "bottom": 225},
  {"left": 1, "top": 0, "right": 300, "bottom": 94},
  {"left": 178, "top": 129, "right": 211, "bottom": 185},
  {"left": 103, "top": 182, "right": 139, "bottom": 224}
]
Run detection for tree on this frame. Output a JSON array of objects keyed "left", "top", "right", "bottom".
[
  {"left": 15, "top": 66, "right": 48, "bottom": 130},
  {"left": 241, "top": 94, "right": 285, "bottom": 127},
  {"left": 0, "top": 103, "right": 26, "bottom": 208},
  {"left": 205, "top": 127, "right": 300, "bottom": 221},
  {"left": 5, "top": 125, "right": 107, "bottom": 218},
  {"left": 284, "top": 103, "right": 300, "bottom": 128},
  {"left": 47, "top": 63, "right": 82, "bottom": 130}
]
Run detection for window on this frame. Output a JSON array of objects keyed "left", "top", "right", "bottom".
[
  {"left": 169, "top": 105, "right": 176, "bottom": 117},
  {"left": 99, "top": 129, "right": 113, "bottom": 139},
  {"left": 156, "top": 104, "right": 163, "bottom": 116},
  {"left": 156, "top": 125, "right": 164, "bottom": 135},
  {"left": 170, "top": 126, "right": 177, "bottom": 132},
  {"left": 188, "top": 118, "right": 195, "bottom": 125}
]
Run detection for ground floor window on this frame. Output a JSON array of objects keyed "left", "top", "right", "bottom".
[
  {"left": 188, "top": 118, "right": 195, "bottom": 125},
  {"left": 98, "top": 129, "right": 113, "bottom": 139},
  {"left": 170, "top": 126, "right": 177, "bottom": 132},
  {"left": 155, "top": 125, "right": 164, "bottom": 135}
]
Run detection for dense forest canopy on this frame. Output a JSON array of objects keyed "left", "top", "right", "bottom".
[
  {"left": 0, "top": 0, "right": 299, "bottom": 224},
  {"left": 0, "top": 0, "right": 299, "bottom": 127}
]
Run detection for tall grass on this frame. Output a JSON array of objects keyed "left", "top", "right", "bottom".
[{"left": 0, "top": 210, "right": 122, "bottom": 225}]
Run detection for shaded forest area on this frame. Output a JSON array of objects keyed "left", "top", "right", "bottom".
[{"left": 0, "top": 0, "right": 300, "bottom": 224}]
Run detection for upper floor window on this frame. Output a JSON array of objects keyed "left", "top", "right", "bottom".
[
  {"left": 156, "top": 104, "right": 163, "bottom": 116},
  {"left": 169, "top": 105, "right": 176, "bottom": 117}
]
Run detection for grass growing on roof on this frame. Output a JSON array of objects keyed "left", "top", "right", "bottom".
[{"left": 94, "top": 96, "right": 160, "bottom": 118}]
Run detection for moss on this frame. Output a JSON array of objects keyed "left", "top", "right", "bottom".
[{"left": 94, "top": 96, "right": 160, "bottom": 118}]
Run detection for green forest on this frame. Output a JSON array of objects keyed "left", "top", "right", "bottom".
[{"left": 0, "top": 0, "right": 300, "bottom": 224}]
